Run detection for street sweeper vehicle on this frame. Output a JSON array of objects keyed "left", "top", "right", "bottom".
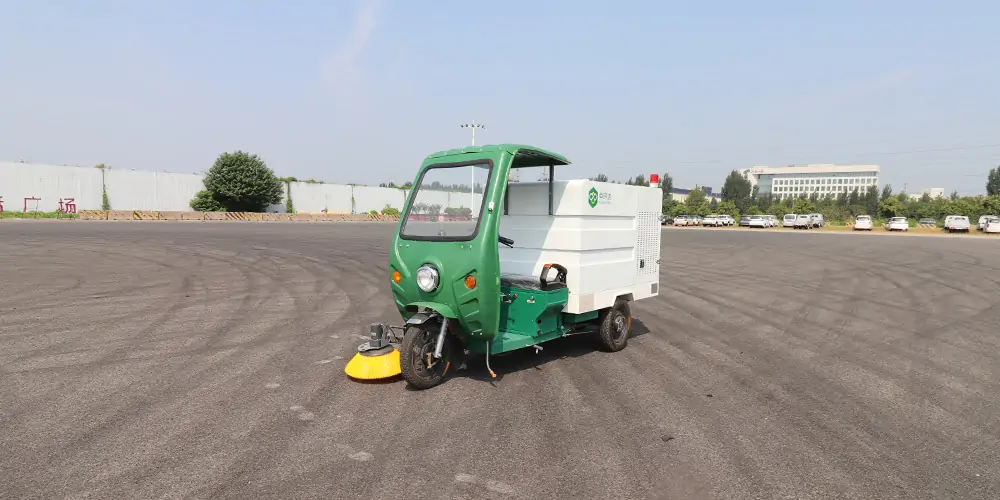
[{"left": 344, "top": 144, "right": 663, "bottom": 389}]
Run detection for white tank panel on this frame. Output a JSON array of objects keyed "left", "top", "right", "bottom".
[{"left": 498, "top": 179, "right": 662, "bottom": 314}]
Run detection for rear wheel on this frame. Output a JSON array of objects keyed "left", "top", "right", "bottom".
[
  {"left": 596, "top": 298, "right": 632, "bottom": 352},
  {"left": 400, "top": 324, "right": 455, "bottom": 390}
]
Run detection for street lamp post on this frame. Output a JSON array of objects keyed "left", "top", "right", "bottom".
[{"left": 460, "top": 121, "right": 486, "bottom": 210}]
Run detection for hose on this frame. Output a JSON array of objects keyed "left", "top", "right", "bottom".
[{"left": 486, "top": 341, "right": 496, "bottom": 379}]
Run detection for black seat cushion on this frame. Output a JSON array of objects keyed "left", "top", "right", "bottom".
[{"left": 500, "top": 273, "right": 567, "bottom": 291}]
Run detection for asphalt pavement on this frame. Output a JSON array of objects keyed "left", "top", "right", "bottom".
[{"left": 1, "top": 221, "right": 997, "bottom": 500}]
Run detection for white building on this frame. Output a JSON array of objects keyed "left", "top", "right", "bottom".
[
  {"left": 908, "top": 188, "right": 944, "bottom": 200},
  {"left": 739, "top": 164, "right": 880, "bottom": 198}
]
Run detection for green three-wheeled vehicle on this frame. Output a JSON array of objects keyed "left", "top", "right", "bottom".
[{"left": 345, "top": 144, "right": 663, "bottom": 389}]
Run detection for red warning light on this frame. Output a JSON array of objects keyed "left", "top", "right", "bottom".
[{"left": 650, "top": 174, "right": 660, "bottom": 185}]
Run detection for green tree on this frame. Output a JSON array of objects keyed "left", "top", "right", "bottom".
[
  {"left": 626, "top": 174, "right": 649, "bottom": 186},
  {"left": 195, "top": 151, "right": 285, "bottom": 212},
  {"left": 880, "top": 184, "right": 893, "bottom": 202},
  {"left": 848, "top": 187, "right": 861, "bottom": 206},
  {"left": 879, "top": 197, "right": 903, "bottom": 218},
  {"left": 791, "top": 198, "right": 815, "bottom": 214},
  {"left": 716, "top": 200, "right": 739, "bottom": 217},
  {"left": 659, "top": 172, "right": 675, "bottom": 214},
  {"left": 863, "top": 185, "right": 879, "bottom": 215},
  {"left": 284, "top": 181, "right": 294, "bottom": 213},
  {"left": 983, "top": 195, "right": 1000, "bottom": 215},
  {"left": 721, "top": 170, "right": 753, "bottom": 212},
  {"left": 685, "top": 186, "right": 707, "bottom": 207},
  {"left": 987, "top": 167, "right": 1000, "bottom": 196},
  {"left": 190, "top": 189, "right": 226, "bottom": 211}
]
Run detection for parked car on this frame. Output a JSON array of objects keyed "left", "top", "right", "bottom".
[
  {"left": 748, "top": 215, "right": 767, "bottom": 228},
  {"left": 702, "top": 214, "right": 721, "bottom": 227},
  {"left": 944, "top": 215, "right": 971, "bottom": 233},
  {"left": 738, "top": 215, "right": 751, "bottom": 227},
  {"left": 979, "top": 214, "right": 998, "bottom": 231},
  {"left": 765, "top": 215, "right": 778, "bottom": 227},
  {"left": 794, "top": 213, "right": 812, "bottom": 229},
  {"left": 718, "top": 215, "right": 735, "bottom": 226},
  {"left": 809, "top": 213, "right": 825, "bottom": 228},
  {"left": 853, "top": 215, "right": 873, "bottom": 231},
  {"left": 918, "top": 218, "right": 936, "bottom": 226},
  {"left": 661, "top": 215, "right": 674, "bottom": 225},
  {"left": 984, "top": 216, "right": 1000, "bottom": 234},
  {"left": 783, "top": 213, "right": 797, "bottom": 227},
  {"left": 886, "top": 216, "right": 909, "bottom": 231}
]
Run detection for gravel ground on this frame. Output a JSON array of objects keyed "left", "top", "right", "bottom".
[{"left": 1, "top": 221, "right": 997, "bottom": 500}]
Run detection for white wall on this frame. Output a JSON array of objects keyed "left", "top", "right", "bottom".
[
  {"left": 104, "top": 169, "right": 206, "bottom": 211},
  {"left": 0, "top": 162, "right": 104, "bottom": 212},
  {"left": 0, "top": 161, "right": 489, "bottom": 214},
  {"left": 287, "top": 182, "right": 353, "bottom": 213}
]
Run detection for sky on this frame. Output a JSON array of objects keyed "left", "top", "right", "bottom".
[{"left": 2, "top": 0, "right": 999, "bottom": 195}]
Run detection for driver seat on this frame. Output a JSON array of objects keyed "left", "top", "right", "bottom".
[{"left": 499, "top": 270, "right": 567, "bottom": 292}]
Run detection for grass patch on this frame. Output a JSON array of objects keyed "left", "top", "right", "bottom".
[{"left": 0, "top": 211, "right": 79, "bottom": 219}]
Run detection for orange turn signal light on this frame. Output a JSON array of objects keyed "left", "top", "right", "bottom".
[
  {"left": 464, "top": 275, "right": 477, "bottom": 289},
  {"left": 392, "top": 270, "right": 401, "bottom": 283}
]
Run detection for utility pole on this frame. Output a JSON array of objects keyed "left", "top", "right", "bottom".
[{"left": 460, "top": 121, "right": 486, "bottom": 210}]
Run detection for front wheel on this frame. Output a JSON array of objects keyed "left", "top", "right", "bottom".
[
  {"left": 399, "top": 324, "right": 455, "bottom": 390},
  {"left": 596, "top": 298, "right": 632, "bottom": 352}
]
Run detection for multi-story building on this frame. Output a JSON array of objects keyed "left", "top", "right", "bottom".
[{"left": 739, "top": 164, "right": 880, "bottom": 198}]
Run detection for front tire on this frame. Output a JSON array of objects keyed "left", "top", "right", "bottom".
[
  {"left": 400, "top": 324, "right": 455, "bottom": 390},
  {"left": 596, "top": 298, "right": 632, "bottom": 352}
]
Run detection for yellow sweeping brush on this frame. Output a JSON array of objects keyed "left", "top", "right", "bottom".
[
  {"left": 344, "top": 346, "right": 401, "bottom": 380},
  {"left": 344, "top": 323, "right": 402, "bottom": 381}
]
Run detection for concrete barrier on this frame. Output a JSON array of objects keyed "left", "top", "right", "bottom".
[
  {"left": 108, "top": 210, "right": 134, "bottom": 221},
  {"left": 133, "top": 210, "right": 161, "bottom": 220},
  {"left": 78, "top": 210, "right": 108, "bottom": 220},
  {"left": 159, "top": 211, "right": 185, "bottom": 220}
]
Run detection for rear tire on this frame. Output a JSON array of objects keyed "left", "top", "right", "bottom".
[
  {"left": 400, "top": 323, "right": 454, "bottom": 390},
  {"left": 596, "top": 298, "right": 631, "bottom": 352}
]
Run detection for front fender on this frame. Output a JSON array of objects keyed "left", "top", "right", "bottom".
[{"left": 405, "top": 301, "right": 458, "bottom": 319}]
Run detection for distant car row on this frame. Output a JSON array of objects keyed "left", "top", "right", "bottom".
[
  {"left": 664, "top": 213, "right": 1000, "bottom": 234},
  {"left": 781, "top": 213, "right": 827, "bottom": 229},
  {"left": 859, "top": 215, "right": 1000, "bottom": 233}
]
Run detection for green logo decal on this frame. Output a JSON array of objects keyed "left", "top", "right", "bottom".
[{"left": 588, "top": 187, "right": 598, "bottom": 208}]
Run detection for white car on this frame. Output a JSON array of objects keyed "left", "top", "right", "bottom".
[
  {"left": 701, "top": 214, "right": 721, "bottom": 227},
  {"left": 748, "top": 215, "right": 767, "bottom": 227},
  {"left": 853, "top": 215, "right": 873, "bottom": 231},
  {"left": 794, "top": 214, "right": 812, "bottom": 229},
  {"left": 885, "top": 216, "right": 909, "bottom": 231},
  {"left": 984, "top": 216, "right": 1000, "bottom": 234},
  {"left": 766, "top": 215, "right": 778, "bottom": 227},
  {"left": 782, "top": 214, "right": 797, "bottom": 227},
  {"left": 809, "top": 213, "right": 825, "bottom": 228},
  {"left": 978, "top": 215, "right": 997, "bottom": 231},
  {"left": 718, "top": 215, "right": 735, "bottom": 226},
  {"left": 944, "top": 215, "right": 970, "bottom": 233}
]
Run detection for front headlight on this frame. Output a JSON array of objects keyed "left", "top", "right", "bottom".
[{"left": 415, "top": 264, "right": 439, "bottom": 292}]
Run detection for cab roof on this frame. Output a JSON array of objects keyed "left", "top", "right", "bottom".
[{"left": 424, "top": 143, "right": 571, "bottom": 168}]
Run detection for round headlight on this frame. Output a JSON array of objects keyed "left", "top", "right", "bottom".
[{"left": 415, "top": 265, "right": 439, "bottom": 292}]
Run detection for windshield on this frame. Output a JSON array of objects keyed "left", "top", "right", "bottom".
[
  {"left": 398, "top": 161, "right": 491, "bottom": 240},
  {"left": 857, "top": 216, "right": 870, "bottom": 220}
]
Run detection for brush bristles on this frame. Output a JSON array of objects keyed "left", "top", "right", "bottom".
[{"left": 344, "top": 349, "right": 401, "bottom": 380}]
